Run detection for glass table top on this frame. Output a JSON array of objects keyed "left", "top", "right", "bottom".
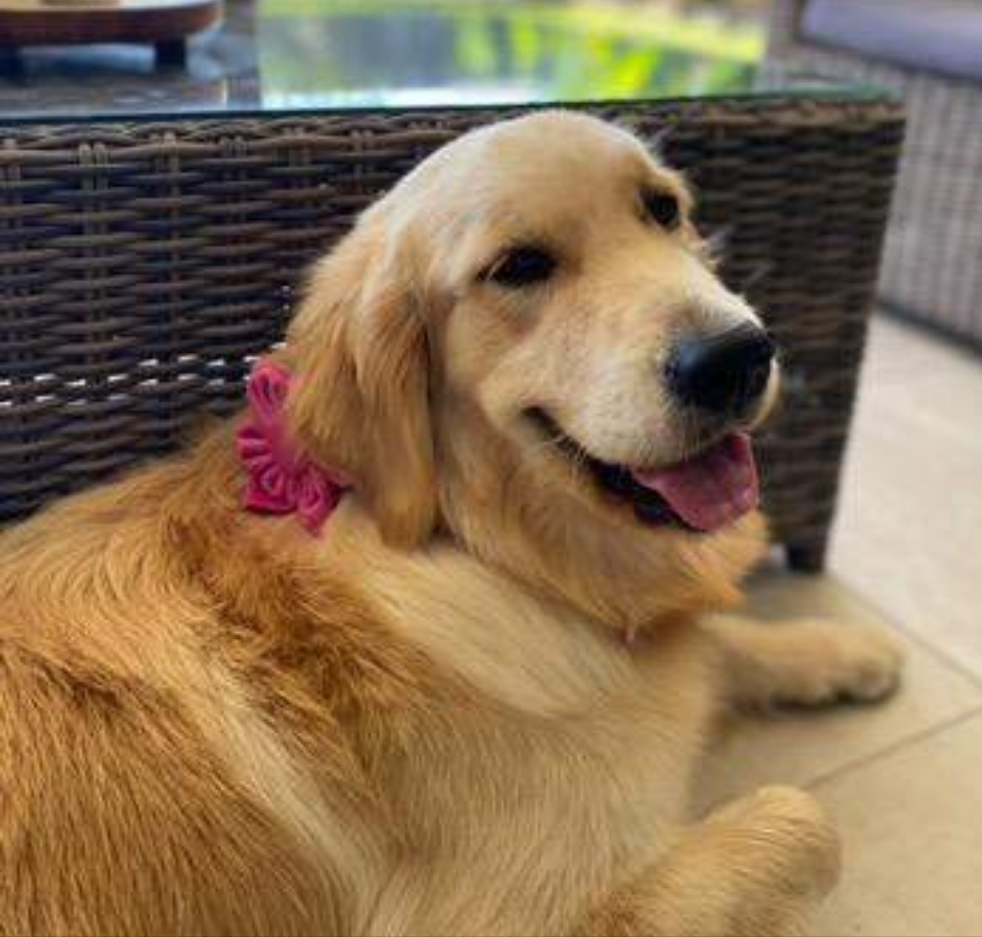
[
  {"left": 0, "top": 0, "right": 883, "bottom": 121},
  {"left": 260, "top": 0, "right": 764, "bottom": 109}
]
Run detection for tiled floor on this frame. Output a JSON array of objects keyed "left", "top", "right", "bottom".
[{"left": 700, "top": 316, "right": 982, "bottom": 937}]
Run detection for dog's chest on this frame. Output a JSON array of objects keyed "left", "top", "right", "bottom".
[{"left": 362, "top": 551, "right": 715, "bottom": 899}]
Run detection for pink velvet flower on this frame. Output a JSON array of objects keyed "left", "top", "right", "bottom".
[{"left": 236, "top": 359, "right": 351, "bottom": 535}]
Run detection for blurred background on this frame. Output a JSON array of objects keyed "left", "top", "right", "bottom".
[{"left": 1, "top": 2, "right": 980, "bottom": 935}]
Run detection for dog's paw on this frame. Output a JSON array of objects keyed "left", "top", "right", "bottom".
[
  {"left": 708, "top": 786, "right": 843, "bottom": 900},
  {"left": 774, "top": 620, "right": 905, "bottom": 707}
]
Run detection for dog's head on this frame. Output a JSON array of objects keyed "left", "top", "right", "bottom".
[{"left": 287, "top": 113, "right": 776, "bottom": 625}]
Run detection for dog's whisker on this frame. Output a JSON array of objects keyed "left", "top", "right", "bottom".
[
  {"left": 522, "top": 432, "right": 569, "bottom": 460},
  {"left": 702, "top": 226, "right": 732, "bottom": 268},
  {"left": 735, "top": 261, "right": 774, "bottom": 294}
]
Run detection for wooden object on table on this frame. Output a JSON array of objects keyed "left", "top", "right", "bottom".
[{"left": 0, "top": 0, "right": 223, "bottom": 68}]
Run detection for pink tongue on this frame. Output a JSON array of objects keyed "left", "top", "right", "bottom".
[{"left": 631, "top": 434, "right": 759, "bottom": 533}]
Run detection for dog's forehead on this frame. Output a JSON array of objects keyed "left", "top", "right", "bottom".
[
  {"left": 467, "top": 113, "right": 656, "bottom": 187},
  {"left": 373, "top": 113, "right": 690, "bottom": 268},
  {"left": 410, "top": 114, "right": 660, "bottom": 197},
  {"left": 395, "top": 114, "right": 675, "bottom": 236},
  {"left": 478, "top": 112, "right": 647, "bottom": 159}
]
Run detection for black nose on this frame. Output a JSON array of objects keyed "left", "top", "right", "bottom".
[{"left": 667, "top": 324, "right": 776, "bottom": 415}]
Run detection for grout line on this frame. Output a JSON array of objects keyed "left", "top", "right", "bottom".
[
  {"left": 804, "top": 705, "right": 982, "bottom": 792},
  {"left": 824, "top": 566, "right": 982, "bottom": 693},
  {"left": 888, "top": 621, "right": 982, "bottom": 694}
]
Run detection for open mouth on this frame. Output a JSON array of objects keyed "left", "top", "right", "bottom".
[{"left": 526, "top": 408, "right": 760, "bottom": 533}]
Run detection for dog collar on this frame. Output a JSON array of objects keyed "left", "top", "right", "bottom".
[{"left": 236, "top": 359, "right": 351, "bottom": 535}]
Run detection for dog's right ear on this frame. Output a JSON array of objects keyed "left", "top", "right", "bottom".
[{"left": 284, "top": 216, "right": 437, "bottom": 549}]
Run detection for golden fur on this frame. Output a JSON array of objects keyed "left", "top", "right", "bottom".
[{"left": 0, "top": 113, "right": 902, "bottom": 936}]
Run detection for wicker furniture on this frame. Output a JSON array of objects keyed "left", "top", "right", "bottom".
[
  {"left": 0, "top": 98, "right": 903, "bottom": 571},
  {"left": 767, "top": 0, "right": 982, "bottom": 349}
]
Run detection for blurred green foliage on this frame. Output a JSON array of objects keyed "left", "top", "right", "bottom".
[{"left": 260, "top": 0, "right": 765, "bottom": 104}]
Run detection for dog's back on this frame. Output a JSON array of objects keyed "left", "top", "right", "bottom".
[{"left": 0, "top": 433, "right": 371, "bottom": 935}]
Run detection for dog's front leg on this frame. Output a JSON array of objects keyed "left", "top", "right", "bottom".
[
  {"left": 703, "top": 614, "right": 904, "bottom": 710},
  {"left": 572, "top": 786, "right": 841, "bottom": 937}
]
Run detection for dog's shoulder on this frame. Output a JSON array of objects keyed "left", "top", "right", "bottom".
[
  {"left": 0, "top": 437, "right": 393, "bottom": 933},
  {"left": 323, "top": 513, "right": 714, "bottom": 723}
]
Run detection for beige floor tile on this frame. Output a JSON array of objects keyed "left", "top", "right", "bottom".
[
  {"left": 811, "top": 714, "right": 982, "bottom": 937},
  {"left": 857, "top": 315, "right": 982, "bottom": 437},
  {"left": 694, "top": 318, "right": 982, "bottom": 935},
  {"left": 694, "top": 571, "right": 982, "bottom": 812},
  {"left": 832, "top": 316, "right": 982, "bottom": 679}
]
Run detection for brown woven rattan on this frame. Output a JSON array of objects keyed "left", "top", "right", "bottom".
[{"left": 0, "top": 99, "right": 904, "bottom": 570}]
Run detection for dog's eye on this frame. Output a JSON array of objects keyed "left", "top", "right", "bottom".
[
  {"left": 643, "top": 190, "right": 681, "bottom": 230},
  {"left": 485, "top": 247, "right": 556, "bottom": 288}
]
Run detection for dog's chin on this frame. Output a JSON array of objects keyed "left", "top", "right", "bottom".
[{"left": 523, "top": 407, "right": 761, "bottom": 535}]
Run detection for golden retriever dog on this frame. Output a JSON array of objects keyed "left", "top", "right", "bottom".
[{"left": 0, "top": 112, "right": 903, "bottom": 937}]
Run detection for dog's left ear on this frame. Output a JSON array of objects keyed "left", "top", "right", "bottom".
[{"left": 285, "top": 215, "right": 437, "bottom": 548}]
